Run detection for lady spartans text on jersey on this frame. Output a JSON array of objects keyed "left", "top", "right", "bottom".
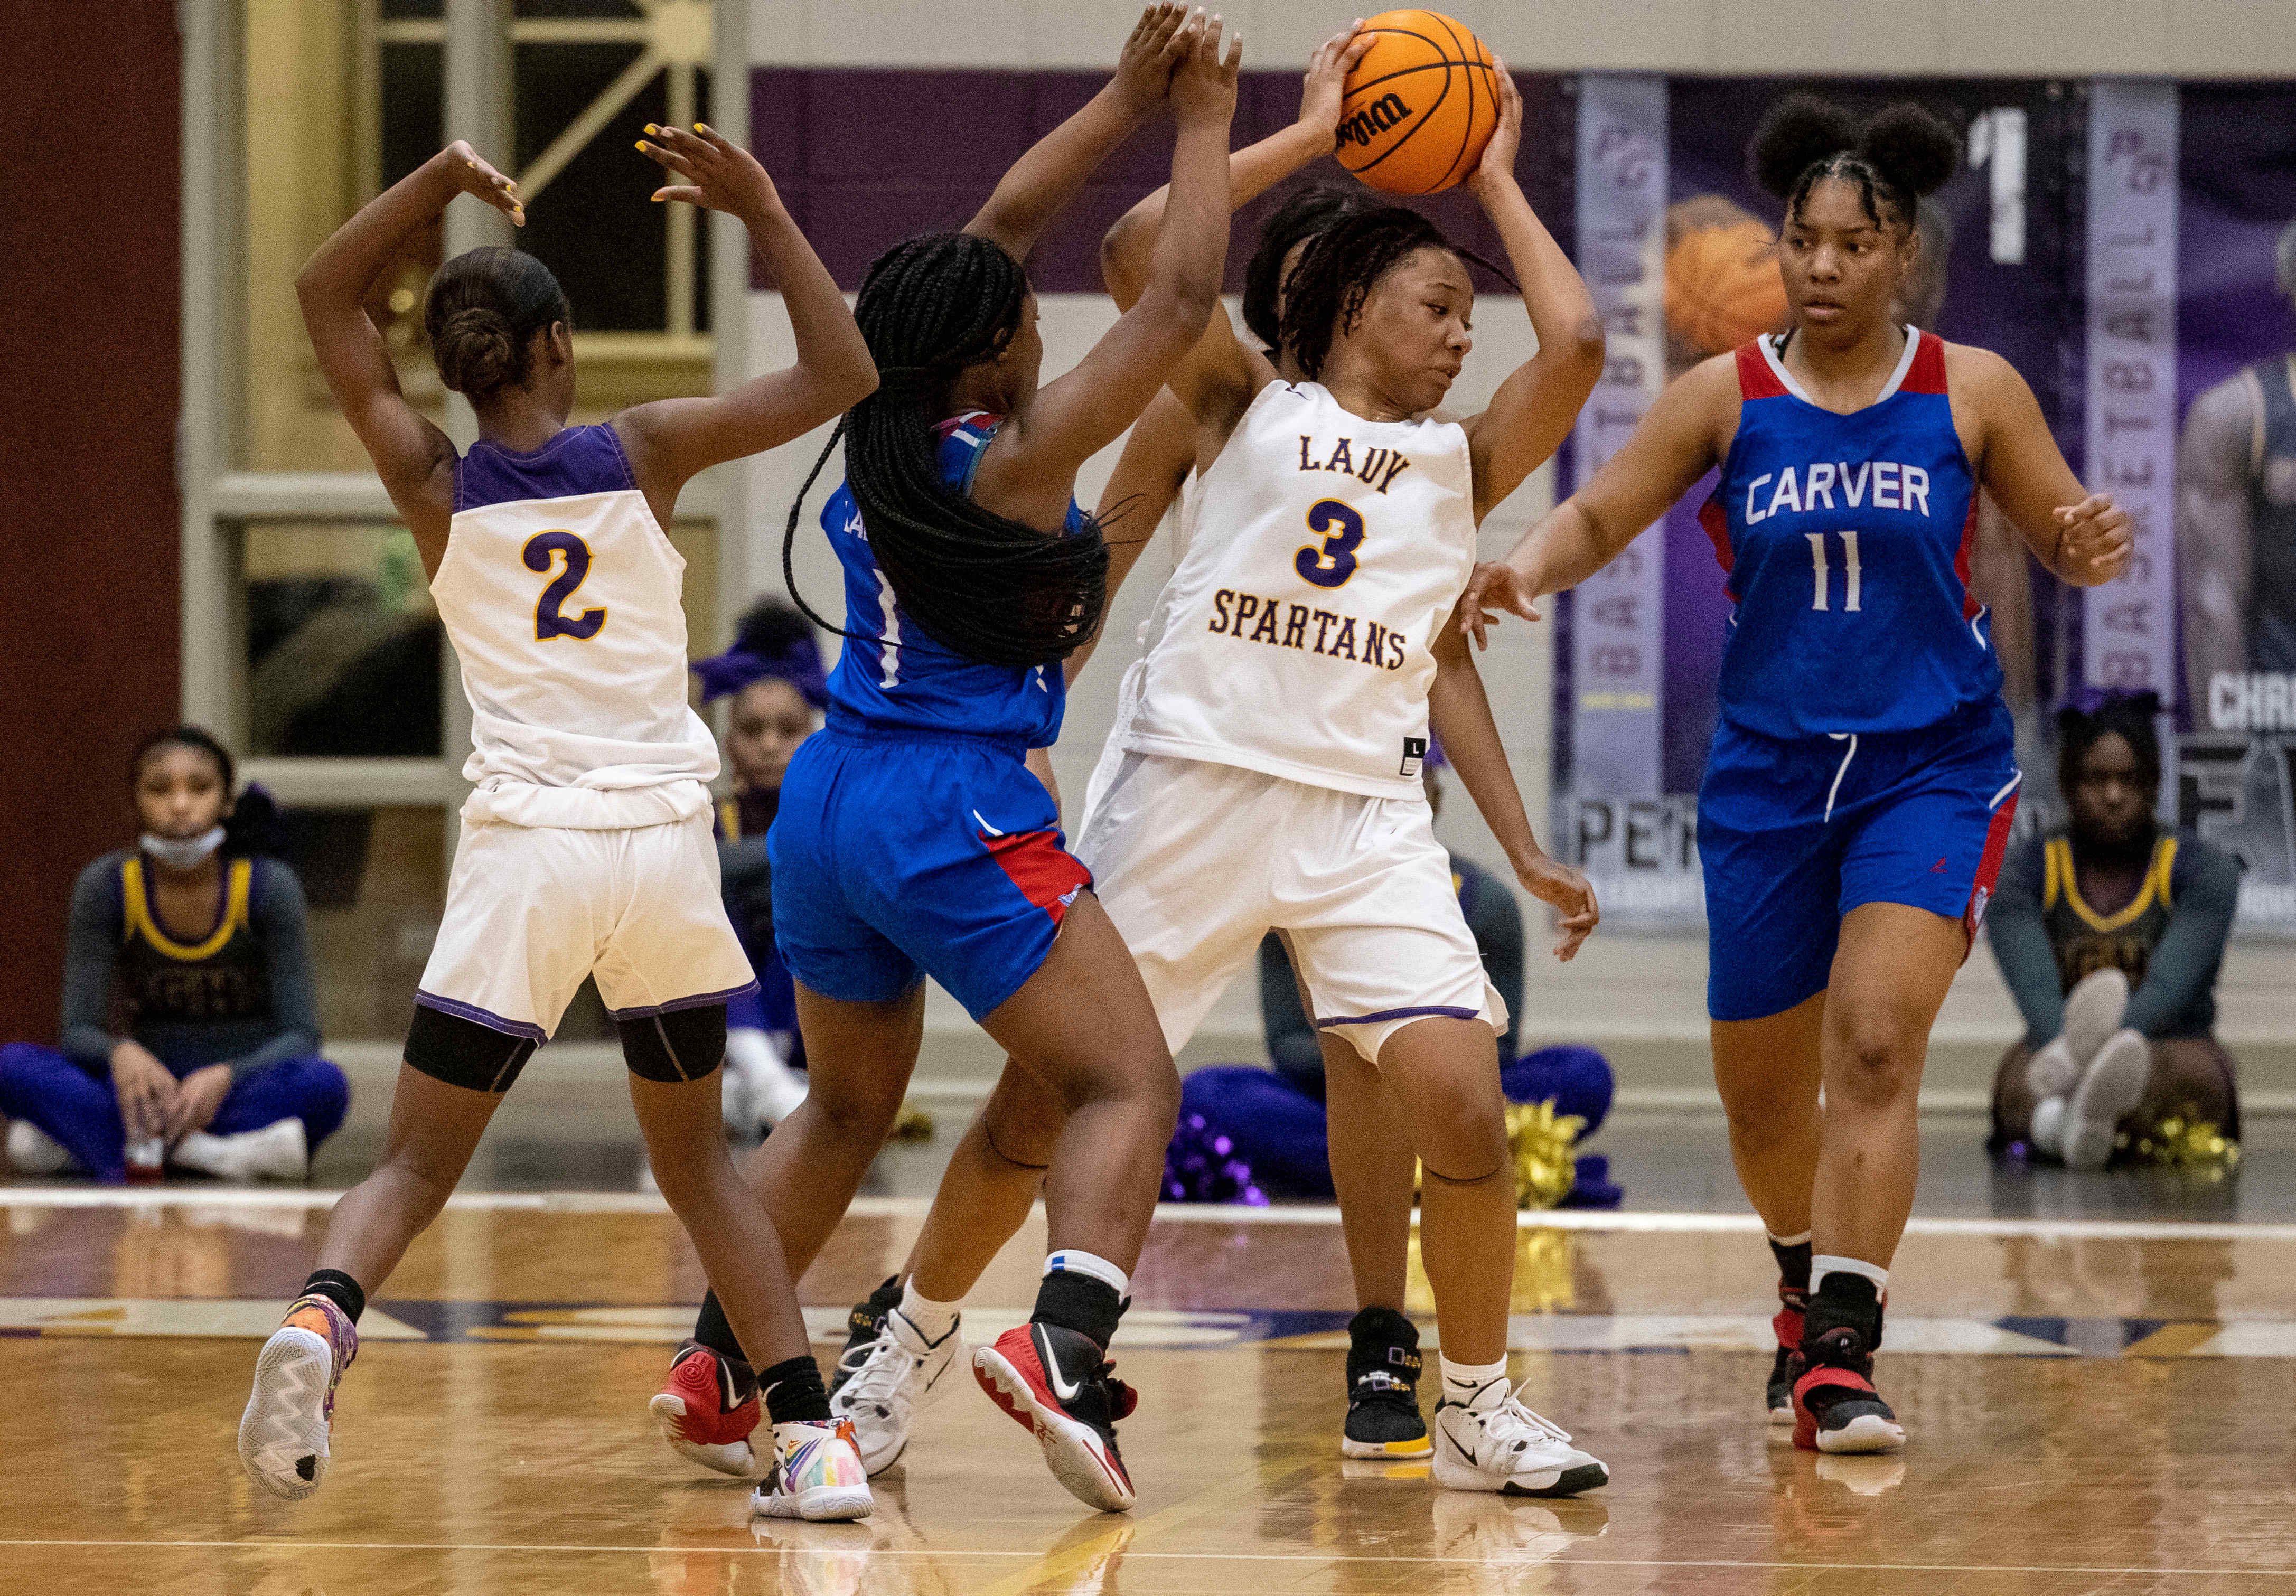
[{"left": 1201, "top": 428, "right": 1423, "bottom": 674}]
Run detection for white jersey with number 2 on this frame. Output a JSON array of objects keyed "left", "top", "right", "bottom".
[{"left": 1111, "top": 380, "right": 1476, "bottom": 801}]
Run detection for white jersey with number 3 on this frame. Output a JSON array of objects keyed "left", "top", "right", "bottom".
[
  {"left": 1112, "top": 380, "right": 1476, "bottom": 800},
  {"left": 432, "top": 423, "right": 718, "bottom": 830}
]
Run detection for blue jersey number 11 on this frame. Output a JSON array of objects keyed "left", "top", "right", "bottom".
[{"left": 1805, "top": 530, "right": 1863, "bottom": 613}]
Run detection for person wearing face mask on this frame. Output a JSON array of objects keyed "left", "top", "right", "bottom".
[
  {"left": 0, "top": 727, "right": 348, "bottom": 1183},
  {"left": 1985, "top": 692, "right": 2243, "bottom": 1169},
  {"left": 692, "top": 597, "right": 829, "bottom": 1132}
]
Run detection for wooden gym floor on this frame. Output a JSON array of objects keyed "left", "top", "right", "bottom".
[{"left": 6, "top": 1191, "right": 2296, "bottom": 1593}]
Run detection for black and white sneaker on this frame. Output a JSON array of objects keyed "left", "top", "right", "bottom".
[
  {"left": 1341, "top": 1306, "right": 1432, "bottom": 1459},
  {"left": 828, "top": 1275, "right": 902, "bottom": 1401}
]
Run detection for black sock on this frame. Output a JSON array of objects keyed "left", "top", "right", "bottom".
[
  {"left": 758, "top": 1354, "right": 831, "bottom": 1425},
  {"left": 1804, "top": 1272, "right": 1883, "bottom": 1348},
  {"left": 302, "top": 1269, "right": 365, "bottom": 1325},
  {"left": 693, "top": 1289, "right": 744, "bottom": 1362},
  {"left": 1032, "top": 1271, "right": 1123, "bottom": 1349},
  {"left": 1768, "top": 1238, "right": 1812, "bottom": 1300}
]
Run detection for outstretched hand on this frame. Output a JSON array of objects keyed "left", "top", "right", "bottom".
[
  {"left": 1455, "top": 560, "right": 1543, "bottom": 650},
  {"left": 1518, "top": 851, "right": 1600, "bottom": 961},
  {"left": 2052, "top": 493, "right": 2134, "bottom": 586},
  {"left": 1466, "top": 57, "right": 1522, "bottom": 199},
  {"left": 639, "top": 123, "right": 781, "bottom": 217},
  {"left": 1297, "top": 22, "right": 1375, "bottom": 146},
  {"left": 1110, "top": 2, "right": 1195, "bottom": 116},
  {"left": 1169, "top": 12, "right": 1243, "bottom": 127},
  {"left": 443, "top": 139, "right": 523, "bottom": 226}
]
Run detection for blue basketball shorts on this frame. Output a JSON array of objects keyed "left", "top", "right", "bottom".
[
  {"left": 769, "top": 725, "right": 1092, "bottom": 1021},
  {"left": 1699, "top": 699, "right": 2021, "bottom": 1024}
]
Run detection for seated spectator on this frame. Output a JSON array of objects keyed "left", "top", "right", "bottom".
[
  {"left": 1986, "top": 693, "right": 2243, "bottom": 1169},
  {"left": 1171, "top": 747, "right": 1617, "bottom": 1203},
  {"left": 1, "top": 727, "right": 349, "bottom": 1182},
  {"left": 694, "top": 598, "right": 826, "bottom": 1132}
]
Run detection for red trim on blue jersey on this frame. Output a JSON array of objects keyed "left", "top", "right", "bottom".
[
  {"left": 1963, "top": 791, "right": 2019, "bottom": 948},
  {"left": 1736, "top": 341, "right": 1791, "bottom": 400},
  {"left": 1699, "top": 492, "right": 1738, "bottom": 599},
  {"left": 1899, "top": 330, "right": 1950, "bottom": 395},
  {"left": 1954, "top": 497, "right": 1982, "bottom": 621},
  {"left": 981, "top": 828, "right": 1092, "bottom": 925}
]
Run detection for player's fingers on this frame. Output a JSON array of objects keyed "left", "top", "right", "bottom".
[
  {"left": 1342, "top": 32, "right": 1376, "bottom": 68},
  {"left": 651, "top": 186, "right": 707, "bottom": 206},
  {"left": 691, "top": 122, "right": 736, "bottom": 157},
  {"left": 1224, "top": 27, "right": 1243, "bottom": 70},
  {"left": 638, "top": 140, "right": 698, "bottom": 177}
]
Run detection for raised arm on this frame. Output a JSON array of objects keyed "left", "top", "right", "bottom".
[
  {"left": 296, "top": 142, "right": 524, "bottom": 561},
  {"left": 1101, "top": 24, "right": 1372, "bottom": 313},
  {"left": 1954, "top": 343, "right": 2133, "bottom": 588},
  {"left": 978, "top": 16, "right": 1241, "bottom": 508},
  {"left": 1459, "top": 353, "right": 1738, "bottom": 646},
  {"left": 1459, "top": 65, "right": 1606, "bottom": 524},
  {"left": 615, "top": 124, "right": 876, "bottom": 513},
  {"left": 964, "top": 3, "right": 1193, "bottom": 261},
  {"left": 1427, "top": 623, "right": 1598, "bottom": 959},
  {"left": 1068, "top": 387, "right": 1198, "bottom": 684},
  {"left": 2177, "top": 373, "right": 2259, "bottom": 709}
]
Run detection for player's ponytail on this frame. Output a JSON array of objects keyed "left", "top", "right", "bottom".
[
  {"left": 1749, "top": 93, "right": 1957, "bottom": 233},
  {"left": 780, "top": 232, "right": 1109, "bottom": 670},
  {"left": 425, "top": 246, "right": 572, "bottom": 400}
]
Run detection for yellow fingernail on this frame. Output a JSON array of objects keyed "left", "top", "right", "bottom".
[
  {"left": 645, "top": 124, "right": 659, "bottom": 134},
  {"left": 694, "top": 123, "right": 708, "bottom": 133},
  {"left": 636, "top": 140, "right": 649, "bottom": 151}
]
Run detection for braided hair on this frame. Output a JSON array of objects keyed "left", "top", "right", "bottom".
[
  {"left": 781, "top": 233, "right": 1108, "bottom": 669},
  {"left": 1241, "top": 184, "right": 1387, "bottom": 351},
  {"left": 1749, "top": 95, "right": 1960, "bottom": 234},
  {"left": 1276, "top": 205, "right": 1510, "bottom": 381}
]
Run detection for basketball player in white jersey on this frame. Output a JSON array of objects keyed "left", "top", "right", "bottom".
[
  {"left": 833, "top": 63, "right": 1615, "bottom": 1497},
  {"left": 236, "top": 129, "right": 880, "bottom": 1520}
]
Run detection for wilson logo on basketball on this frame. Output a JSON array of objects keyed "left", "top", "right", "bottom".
[{"left": 1337, "top": 93, "right": 1412, "bottom": 148}]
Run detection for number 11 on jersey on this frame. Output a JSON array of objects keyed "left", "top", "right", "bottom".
[{"left": 1805, "top": 529, "right": 1863, "bottom": 612}]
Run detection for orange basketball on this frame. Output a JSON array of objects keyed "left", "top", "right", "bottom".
[
  {"left": 1665, "top": 217, "right": 1790, "bottom": 356},
  {"left": 1335, "top": 11, "right": 1502, "bottom": 195}
]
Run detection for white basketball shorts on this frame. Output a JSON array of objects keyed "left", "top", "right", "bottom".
[
  {"left": 1075, "top": 752, "right": 1505, "bottom": 1063},
  {"left": 416, "top": 811, "right": 756, "bottom": 1040}
]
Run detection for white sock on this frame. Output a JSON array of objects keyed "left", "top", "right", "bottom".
[
  {"left": 1044, "top": 1249, "right": 1129, "bottom": 1298},
  {"left": 897, "top": 1277, "right": 961, "bottom": 1344},
  {"left": 2031, "top": 1095, "right": 2067, "bottom": 1157},
  {"left": 1811, "top": 1254, "right": 1889, "bottom": 1300},
  {"left": 1767, "top": 1229, "right": 1811, "bottom": 1247},
  {"left": 1440, "top": 1354, "right": 1511, "bottom": 1412}
]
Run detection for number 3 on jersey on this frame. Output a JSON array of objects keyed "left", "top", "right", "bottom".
[
  {"left": 1805, "top": 529, "right": 1863, "bottom": 613},
  {"left": 1295, "top": 499, "right": 1366, "bottom": 589},
  {"left": 524, "top": 530, "right": 606, "bottom": 640}
]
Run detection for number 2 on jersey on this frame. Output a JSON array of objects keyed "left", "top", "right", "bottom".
[
  {"left": 1295, "top": 499, "right": 1366, "bottom": 589},
  {"left": 524, "top": 530, "right": 607, "bottom": 640},
  {"left": 1805, "top": 529, "right": 1863, "bottom": 612}
]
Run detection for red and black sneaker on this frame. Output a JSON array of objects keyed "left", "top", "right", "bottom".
[
  {"left": 650, "top": 1338, "right": 763, "bottom": 1477},
  {"left": 1766, "top": 1287, "right": 1806, "bottom": 1426},
  {"left": 973, "top": 1322, "right": 1139, "bottom": 1511},
  {"left": 1789, "top": 1324, "right": 1905, "bottom": 1454}
]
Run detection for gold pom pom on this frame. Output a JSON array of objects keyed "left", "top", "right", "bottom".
[
  {"left": 1507, "top": 1099, "right": 1586, "bottom": 1210},
  {"left": 2123, "top": 1112, "right": 2239, "bottom": 1171}
]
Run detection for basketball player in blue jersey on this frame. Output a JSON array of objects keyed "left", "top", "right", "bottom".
[
  {"left": 236, "top": 127, "right": 882, "bottom": 1519},
  {"left": 1464, "top": 96, "right": 2134, "bottom": 1453},
  {"left": 651, "top": 6, "right": 1240, "bottom": 1513}
]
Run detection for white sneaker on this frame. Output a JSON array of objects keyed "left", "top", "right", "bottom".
[
  {"left": 1431, "top": 1388, "right": 1608, "bottom": 1497},
  {"left": 6, "top": 1120, "right": 76, "bottom": 1176},
  {"left": 173, "top": 1118, "right": 309, "bottom": 1182},
  {"left": 751, "top": 1420, "right": 873, "bottom": 1522},
  {"left": 2064, "top": 1028, "right": 2150, "bottom": 1170},
  {"left": 726, "top": 1028, "right": 810, "bottom": 1131},
  {"left": 830, "top": 1305, "right": 961, "bottom": 1474},
  {"left": 238, "top": 1294, "right": 358, "bottom": 1500},
  {"left": 2061, "top": 968, "right": 2130, "bottom": 1070}
]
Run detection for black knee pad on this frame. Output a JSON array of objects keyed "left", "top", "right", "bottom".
[
  {"left": 617, "top": 1003, "right": 726, "bottom": 1084},
  {"left": 405, "top": 1004, "right": 540, "bottom": 1093}
]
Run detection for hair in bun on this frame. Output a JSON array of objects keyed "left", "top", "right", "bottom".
[
  {"left": 423, "top": 245, "right": 571, "bottom": 399},
  {"left": 1747, "top": 94, "right": 1959, "bottom": 232}
]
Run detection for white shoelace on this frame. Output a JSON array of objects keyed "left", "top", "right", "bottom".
[
  {"left": 839, "top": 1319, "right": 924, "bottom": 1412},
  {"left": 1495, "top": 1395, "right": 1573, "bottom": 1447}
]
